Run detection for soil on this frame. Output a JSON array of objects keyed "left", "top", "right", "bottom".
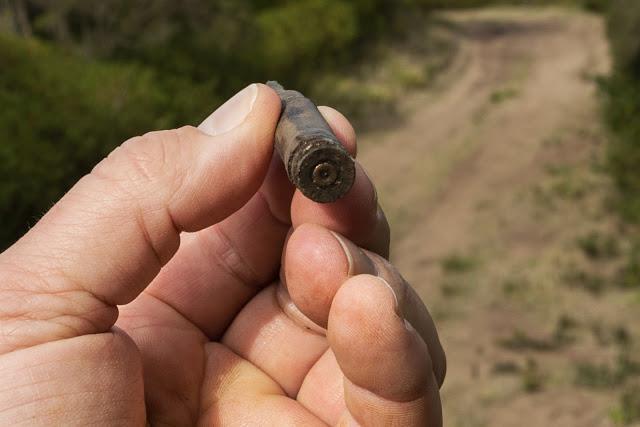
[{"left": 359, "top": 7, "right": 640, "bottom": 426}]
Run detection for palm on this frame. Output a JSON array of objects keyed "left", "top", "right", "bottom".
[{"left": 117, "top": 277, "right": 343, "bottom": 426}]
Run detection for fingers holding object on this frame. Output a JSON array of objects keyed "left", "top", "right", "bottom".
[
  {"left": 291, "top": 162, "right": 390, "bottom": 258},
  {"left": 220, "top": 222, "right": 445, "bottom": 412},
  {"left": 257, "top": 105, "right": 358, "bottom": 226},
  {"left": 317, "top": 106, "right": 357, "bottom": 158},
  {"left": 289, "top": 104, "right": 389, "bottom": 258},
  {"left": 122, "top": 103, "right": 361, "bottom": 341},
  {"left": 218, "top": 221, "right": 390, "bottom": 399},
  {"left": 283, "top": 224, "right": 446, "bottom": 385}
]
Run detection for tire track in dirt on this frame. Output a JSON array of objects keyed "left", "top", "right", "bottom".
[
  {"left": 359, "top": 7, "right": 614, "bottom": 426},
  {"left": 362, "top": 7, "right": 608, "bottom": 276}
]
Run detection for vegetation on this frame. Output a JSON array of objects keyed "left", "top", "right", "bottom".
[
  {"left": 522, "top": 358, "right": 544, "bottom": 393},
  {"left": 0, "top": 35, "right": 207, "bottom": 247},
  {"left": 598, "top": 0, "right": 640, "bottom": 293},
  {"left": 0, "top": 0, "right": 629, "bottom": 251},
  {"left": 489, "top": 87, "right": 519, "bottom": 104},
  {"left": 603, "top": 0, "right": 640, "bottom": 224},
  {"left": 618, "top": 242, "right": 640, "bottom": 289},
  {"left": 610, "top": 385, "right": 640, "bottom": 425},
  {"left": 0, "top": 0, "right": 421, "bottom": 249},
  {"left": 0, "top": 0, "right": 615, "bottom": 250},
  {"left": 575, "top": 353, "right": 640, "bottom": 389},
  {"left": 499, "top": 316, "right": 577, "bottom": 352},
  {"left": 576, "top": 230, "right": 619, "bottom": 260},
  {"left": 441, "top": 253, "right": 478, "bottom": 274}
]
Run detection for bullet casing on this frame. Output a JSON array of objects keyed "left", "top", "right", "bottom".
[{"left": 267, "top": 81, "right": 355, "bottom": 203}]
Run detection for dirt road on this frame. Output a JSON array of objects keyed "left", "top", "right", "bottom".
[{"left": 358, "top": 7, "right": 639, "bottom": 426}]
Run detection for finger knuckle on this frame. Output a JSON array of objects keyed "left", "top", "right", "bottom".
[{"left": 91, "top": 129, "right": 184, "bottom": 197}]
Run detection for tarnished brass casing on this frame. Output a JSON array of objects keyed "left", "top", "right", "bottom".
[{"left": 267, "top": 81, "right": 355, "bottom": 203}]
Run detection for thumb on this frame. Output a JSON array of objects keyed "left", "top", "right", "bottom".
[{"left": 0, "top": 83, "right": 281, "bottom": 354}]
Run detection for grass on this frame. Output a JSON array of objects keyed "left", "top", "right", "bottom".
[
  {"left": 530, "top": 164, "right": 593, "bottom": 212},
  {"left": 551, "top": 170, "right": 587, "bottom": 200},
  {"left": 610, "top": 385, "right": 640, "bottom": 426},
  {"left": 310, "top": 13, "right": 457, "bottom": 130},
  {"left": 492, "top": 360, "right": 521, "bottom": 375},
  {"left": 576, "top": 323, "right": 636, "bottom": 390},
  {"left": 575, "top": 362, "right": 622, "bottom": 388},
  {"left": 441, "top": 278, "right": 473, "bottom": 297},
  {"left": 542, "top": 162, "right": 592, "bottom": 200},
  {"left": 591, "top": 322, "right": 632, "bottom": 348},
  {"left": 553, "top": 314, "right": 579, "bottom": 345},
  {"left": 489, "top": 87, "right": 519, "bottom": 104},
  {"left": 522, "top": 358, "right": 544, "bottom": 393},
  {"left": 577, "top": 231, "right": 620, "bottom": 260},
  {"left": 439, "top": 252, "right": 480, "bottom": 297},
  {"left": 542, "top": 134, "right": 564, "bottom": 147},
  {"left": 441, "top": 253, "right": 478, "bottom": 274},
  {"left": 499, "top": 331, "right": 560, "bottom": 352},
  {"left": 562, "top": 263, "right": 607, "bottom": 294},
  {"left": 499, "top": 315, "right": 578, "bottom": 352},
  {"left": 613, "top": 326, "right": 633, "bottom": 348},
  {"left": 502, "top": 275, "right": 530, "bottom": 296},
  {"left": 575, "top": 353, "right": 640, "bottom": 389},
  {"left": 617, "top": 242, "right": 640, "bottom": 289},
  {"left": 545, "top": 164, "right": 572, "bottom": 176}
]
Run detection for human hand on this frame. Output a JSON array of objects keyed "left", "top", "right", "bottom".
[{"left": 0, "top": 84, "right": 445, "bottom": 426}]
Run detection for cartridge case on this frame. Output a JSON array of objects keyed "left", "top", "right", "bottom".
[{"left": 267, "top": 81, "right": 355, "bottom": 203}]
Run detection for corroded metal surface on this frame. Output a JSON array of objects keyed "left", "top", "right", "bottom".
[{"left": 267, "top": 81, "right": 355, "bottom": 203}]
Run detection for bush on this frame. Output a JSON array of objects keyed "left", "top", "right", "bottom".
[
  {"left": 0, "top": 35, "right": 205, "bottom": 249},
  {"left": 0, "top": 0, "right": 623, "bottom": 250},
  {"left": 607, "top": 0, "right": 640, "bottom": 74},
  {"left": 0, "top": 0, "right": 409, "bottom": 249},
  {"left": 612, "top": 385, "right": 640, "bottom": 425},
  {"left": 251, "top": 0, "right": 359, "bottom": 82},
  {"left": 602, "top": 1, "right": 640, "bottom": 223}
]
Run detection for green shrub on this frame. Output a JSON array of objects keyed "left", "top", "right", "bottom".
[
  {"left": 0, "top": 35, "right": 204, "bottom": 249},
  {"left": 607, "top": 0, "right": 640, "bottom": 74},
  {"left": 603, "top": 0, "right": 640, "bottom": 224},
  {"left": 602, "top": 75, "right": 640, "bottom": 223},
  {"left": 252, "top": 0, "right": 359, "bottom": 79},
  {"left": 0, "top": 0, "right": 620, "bottom": 251},
  {"left": 618, "top": 242, "right": 640, "bottom": 289},
  {"left": 611, "top": 385, "right": 640, "bottom": 425},
  {"left": 0, "top": 0, "right": 413, "bottom": 249}
]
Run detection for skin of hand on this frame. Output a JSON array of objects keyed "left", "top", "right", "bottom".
[{"left": 0, "top": 83, "right": 446, "bottom": 426}]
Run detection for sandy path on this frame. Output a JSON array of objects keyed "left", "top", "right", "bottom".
[
  {"left": 362, "top": 7, "right": 608, "bottom": 270},
  {"left": 359, "top": 7, "right": 617, "bottom": 426}
]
